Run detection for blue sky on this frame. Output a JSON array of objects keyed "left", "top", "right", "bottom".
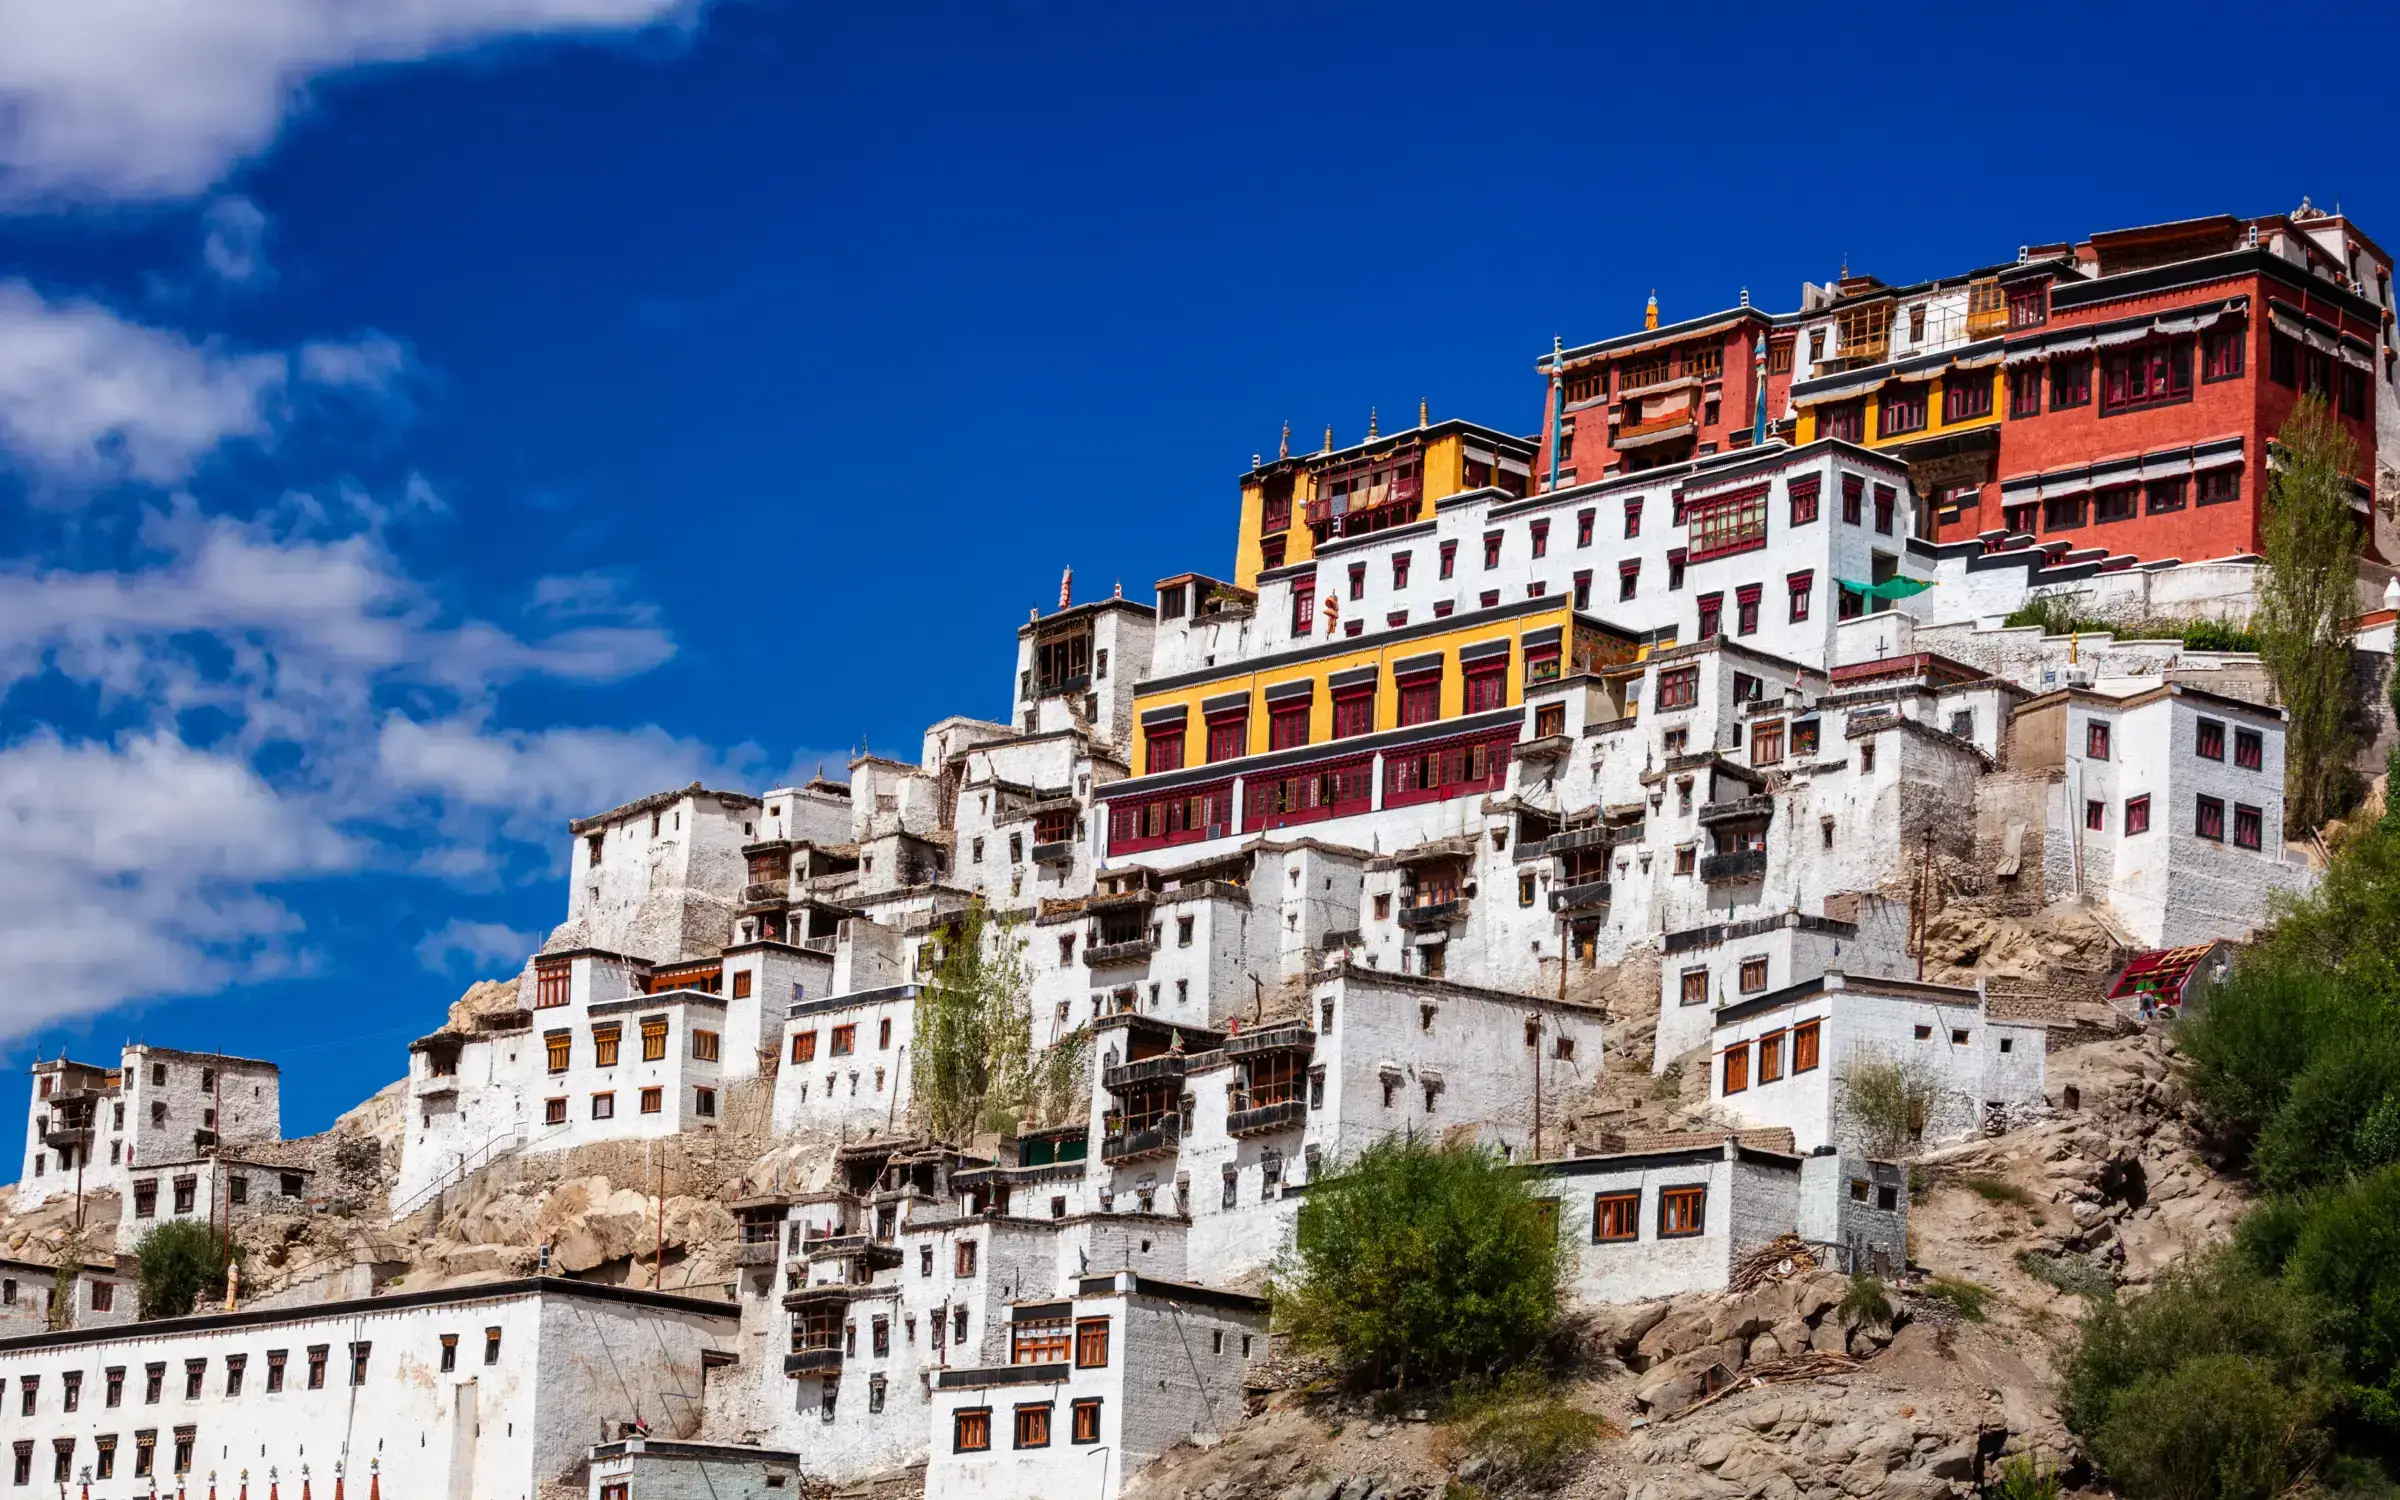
[{"left": 4, "top": 0, "right": 2398, "bottom": 1167}]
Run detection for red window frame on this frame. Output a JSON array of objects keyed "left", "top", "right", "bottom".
[
  {"left": 1576, "top": 508, "right": 1594, "bottom": 546},
  {"left": 2196, "top": 795, "right": 2225, "bottom": 842},
  {"left": 1346, "top": 563, "right": 1365, "bottom": 600},
  {"left": 1822, "top": 401, "right": 1863, "bottom": 443},
  {"left": 1145, "top": 725, "right": 1185, "bottom": 774},
  {"left": 2203, "top": 324, "right": 2245, "bottom": 381},
  {"left": 1734, "top": 584, "right": 1761, "bottom": 636},
  {"left": 1841, "top": 474, "right": 1864, "bottom": 524},
  {"left": 1380, "top": 729, "right": 1513, "bottom": 810},
  {"left": 2007, "top": 365, "right": 2042, "bottom": 418},
  {"left": 2234, "top": 727, "right": 2263, "bottom": 770},
  {"left": 1438, "top": 540, "right": 1457, "bottom": 578},
  {"left": 1242, "top": 754, "right": 1373, "bottom": 833},
  {"left": 1331, "top": 687, "right": 1374, "bottom": 740},
  {"left": 2195, "top": 718, "right": 2225, "bottom": 760},
  {"left": 1397, "top": 673, "right": 1441, "bottom": 727},
  {"left": 1290, "top": 577, "right": 1315, "bottom": 636},
  {"left": 1879, "top": 384, "right": 1928, "bottom": 436},
  {"left": 1392, "top": 552, "right": 1411, "bottom": 588},
  {"left": 1482, "top": 532, "right": 1503, "bottom": 568},
  {"left": 2100, "top": 337, "right": 2193, "bottom": 414},
  {"left": 1618, "top": 559, "right": 1639, "bottom": 601},
  {"left": 2125, "top": 794, "right": 2151, "bottom": 835},
  {"left": 1623, "top": 500, "right": 1641, "bottom": 538},
  {"left": 1787, "top": 570, "right": 1813, "bottom": 622},
  {"left": 1655, "top": 666, "right": 1698, "bottom": 710},
  {"left": 2050, "top": 356, "right": 2092, "bottom": 409},
  {"left": 1788, "top": 476, "right": 1820, "bottom": 525},
  {"left": 1463, "top": 664, "right": 1506, "bottom": 715},
  {"left": 1942, "top": 373, "right": 1993, "bottom": 423},
  {"left": 1106, "top": 781, "right": 1235, "bottom": 854},
  {"left": 1267, "top": 700, "right": 1310, "bottom": 750},
  {"left": 1872, "top": 484, "right": 1895, "bottom": 535},
  {"left": 1696, "top": 592, "right": 1722, "bottom": 639},
  {"left": 1684, "top": 484, "right": 1769, "bottom": 561},
  {"left": 2086, "top": 721, "right": 2110, "bottom": 760},
  {"left": 1530, "top": 519, "right": 1551, "bottom": 558},
  {"left": 2234, "top": 804, "right": 2263, "bottom": 851},
  {"left": 1205, "top": 712, "right": 1247, "bottom": 764}
]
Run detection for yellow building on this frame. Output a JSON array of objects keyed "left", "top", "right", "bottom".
[{"left": 1232, "top": 417, "right": 1540, "bottom": 588}]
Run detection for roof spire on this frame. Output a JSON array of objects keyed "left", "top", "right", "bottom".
[
  {"left": 1418, "top": 397, "right": 1429, "bottom": 427},
  {"left": 1739, "top": 285, "right": 1750, "bottom": 308},
  {"left": 1323, "top": 424, "right": 1334, "bottom": 453},
  {"left": 1645, "top": 290, "right": 1658, "bottom": 331},
  {"left": 1367, "top": 405, "right": 1379, "bottom": 439},
  {"left": 1278, "top": 420, "right": 1290, "bottom": 459},
  {"left": 1059, "top": 568, "right": 1072, "bottom": 611}
]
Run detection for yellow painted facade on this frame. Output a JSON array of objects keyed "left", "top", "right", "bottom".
[
  {"left": 1231, "top": 422, "right": 1527, "bottom": 590},
  {"left": 1128, "top": 604, "right": 1641, "bottom": 778},
  {"left": 1792, "top": 367, "right": 2002, "bottom": 450}
]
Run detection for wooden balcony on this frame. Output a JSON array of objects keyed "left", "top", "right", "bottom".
[
  {"left": 1396, "top": 899, "right": 1466, "bottom": 930},
  {"left": 1697, "top": 794, "right": 1775, "bottom": 828},
  {"left": 1698, "top": 849, "right": 1768, "bottom": 884},
  {"left": 1549, "top": 878, "right": 1613, "bottom": 914},
  {"left": 1101, "top": 1117, "right": 1182, "bottom": 1163},
  {"left": 1102, "top": 1054, "right": 1189, "bottom": 1092},
  {"left": 1223, "top": 1024, "right": 1315, "bottom": 1062},
  {"left": 1083, "top": 937, "right": 1158, "bottom": 968},
  {"left": 1226, "top": 1094, "right": 1306, "bottom": 1139}
]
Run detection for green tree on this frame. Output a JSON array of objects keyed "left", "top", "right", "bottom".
[
  {"left": 133, "top": 1220, "right": 243, "bottom": 1320},
  {"left": 909, "top": 900, "right": 1038, "bottom": 1142},
  {"left": 2257, "top": 393, "right": 2365, "bottom": 834},
  {"left": 47, "top": 1231, "right": 82, "bottom": 1332},
  {"left": 2283, "top": 1164, "right": 2400, "bottom": 1432},
  {"left": 1271, "top": 1137, "right": 1561, "bottom": 1387},
  {"left": 1833, "top": 1049, "right": 1935, "bottom": 1159}
]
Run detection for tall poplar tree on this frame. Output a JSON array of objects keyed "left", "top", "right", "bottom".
[{"left": 2257, "top": 395, "right": 2364, "bottom": 834}]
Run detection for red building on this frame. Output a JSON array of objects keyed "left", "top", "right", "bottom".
[
  {"left": 1535, "top": 302, "right": 1792, "bottom": 486},
  {"left": 1978, "top": 211, "right": 2391, "bottom": 564}
]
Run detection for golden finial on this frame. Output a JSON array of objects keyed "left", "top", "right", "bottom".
[
  {"left": 1645, "top": 290, "right": 1658, "bottom": 331},
  {"left": 1323, "top": 424, "right": 1333, "bottom": 453},
  {"left": 1278, "top": 420, "right": 1290, "bottom": 459},
  {"left": 1418, "top": 398, "right": 1429, "bottom": 427},
  {"left": 1367, "top": 406, "right": 1379, "bottom": 439}
]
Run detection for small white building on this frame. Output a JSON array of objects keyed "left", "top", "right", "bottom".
[
  {"left": 923, "top": 1272, "right": 1266, "bottom": 1500},
  {"left": 585, "top": 1438, "right": 800, "bottom": 1499},
  {"left": 1706, "top": 971, "right": 2048, "bottom": 1154},
  {"left": 121, "top": 1156, "right": 312, "bottom": 1242},
  {"left": 17, "top": 1047, "right": 283, "bottom": 1215},
  {"left": 0, "top": 1257, "right": 134, "bottom": 1338},
  {"left": 0, "top": 1276, "right": 737, "bottom": 1498}
]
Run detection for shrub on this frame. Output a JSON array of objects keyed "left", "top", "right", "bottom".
[
  {"left": 2282, "top": 1164, "right": 2400, "bottom": 1430},
  {"left": 1835, "top": 1049, "right": 1937, "bottom": 1159},
  {"left": 2253, "top": 1033, "right": 2400, "bottom": 1191},
  {"left": 2063, "top": 1249, "right": 2333, "bottom": 1498},
  {"left": 1982, "top": 1454, "right": 2063, "bottom": 1500},
  {"left": 1964, "top": 1175, "right": 2034, "bottom": 1208},
  {"left": 2014, "top": 1250, "right": 2114, "bottom": 1300},
  {"left": 1838, "top": 1274, "right": 1894, "bottom": 1328},
  {"left": 1921, "top": 1277, "right": 1990, "bottom": 1321},
  {"left": 1272, "top": 1138, "right": 1561, "bottom": 1387},
  {"left": 1442, "top": 1368, "right": 1601, "bottom": 1487},
  {"left": 2178, "top": 958, "right": 2356, "bottom": 1143},
  {"left": 134, "top": 1221, "right": 244, "bottom": 1320},
  {"left": 1999, "top": 595, "right": 2261, "bottom": 654},
  {"left": 2257, "top": 823, "right": 2400, "bottom": 1002}
]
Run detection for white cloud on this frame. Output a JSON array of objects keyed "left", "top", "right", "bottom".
[
  {"left": 415, "top": 917, "right": 537, "bottom": 974},
  {"left": 0, "top": 731, "right": 352, "bottom": 1036},
  {"left": 0, "top": 0, "right": 701, "bottom": 206},
  {"left": 0, "top": 279, "right": 415, "bottom": 487},
  {"left": 201, "top": 194, "right": 270, "bottom": 283},
  {"left": 377, "top": 714, "right": 756, "bottom": 847}
]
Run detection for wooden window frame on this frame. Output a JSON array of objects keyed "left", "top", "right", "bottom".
[
  {"left": 1659, "top": 1185, "right": 1707, "bottom": 1238},
  {"left": 1591, "top": 1191, "right": 1639, "bottom": 1243},
  {"left": 591, "top": 1023, "right": 621, "bottom": 1068},
  {"left": 1792, "top": 1020, "right": 1821, "bottom": 1072},
  {"left": 1721, "top": 1044, "right": 1749, "bottom": 1095},
  {"left": 1075, "top": 1317, "right": 1111, "bottom": 1368},
  {"left": 1757, "top": 1030, "right": 1785, "bottom": 1084},
  {"left": 1738, "top": 957, "right": 1769, "bottom": 993},
  {"left": 1072, "top": 1397, "right": 1103, "bottom": 1444},
  {"left": 953, "top": 1408, "right": 992, "bottom": 1453}
]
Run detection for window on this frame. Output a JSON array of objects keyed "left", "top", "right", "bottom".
[
  {"left": 1685, "top": 485, "right": 1769, "bottom": 560},
  {"left": 1675, "top": 844, "right": 1696, "bottom": 875},
  {"left": 1205, "top": 712, "right": 1246, "bottom": 762},
  {"left": 641, "top": 1017, "right": 669, "bottom": 1060},
  {"left": 1073, "top": 1398, "right": 1103, "bottom": 1444},
  {"left": 639, "top": 1091, "right": 662, "bottom": 1123},
  {"left": 1146, "top": 724, "right": 1185, "bottom": 773},
  {"left": 1793, "top": 1020, "right": 1821, "bottom": 1072},
  {"left": 1680, "top": 968, "right": 1707, "bottom": 1006},
  {"left": 145, "top": 1363, "right": 164, "bottom": 1403},
  {"left": 1464, "top": 663, "right": 1506, "bottom": 714},
  {"left": 1655, "top": 667, "right": 1697, "bottom": 710},
  {"left": 2196, "top": 718, "right": 2225, "bottom": 760},
  {"left": 306, "top": 1347, "right": 328, "bottom": 1390},
  {"left": 1011, "top": 1317, "right": 1071, "bottom": 1365},
  {"left": 544, "top": 1031, "right": 571, "bottom": 1074},
  {"left": 1398, "top": 672, "right": 1441, "bottom": 726},
  {"left": 1332, "top": 687, "right": 1374, "bottom": 739},
  {"left": 1015, "top": 1403, "right": 1052, "bottom": 1449},
  {"left": 1076, "top": 1317, "right": 1111, "bottom": 1368},
  {"left": 1612, "top": 558, "right": 1639, "bottom": 601},
  {"left": 956, "top": 1240, "right": 979, "bottom": 1277},
  {"left": 1943, "top": 374, "right": 1993, "bottom": 423},
  {"left": 591, "top": 1092, "right": 615, "bottom": 1120},
  {"left": 1739, "top": 957, "right": 1769, "bottom": 993},
  {"left": 105, "top": 1367, "right": 123, "bottom": 1407},
  {"left": 1438, "top": 540, "right": 1457, "bottom": 579},
  {"left": 2050, "top": 356, "right": 2092, "bottom": 409},
  {"left": 2203, "top": 324, "right": 2246, "bottom": 381},
  {"left": 1735, "top": 584, "right": 1761, "bottom": 635},
  {"left": 1667, "top": 549, "right": 1686, "bottom": 590},
  {"left": 2198, "top": 465, "right": 2241, "bottom": 506},
  {"left": 1821, "top": 400, "right": 1863, "bottom": 443},
  {"left": 2126, "top": 794, "right": 2152, "bottom": 835},
  {"left": 1659, "top": 1185, "right": 1706, "bottom": 1237},
  {"left": 2085, "top": 721, "right": 2111, "bottom": 760},
  {"left": 1858, "top": 740, "right": 1875, "bottom": 773},
  {"left": 2147, "top": 477, "right": 2186, "bottom": 513},
  {"left": 1483, "top": 531, "right": 1503, "bottom": 569},
  {"left": 95, "top": 1435, "right": 115, "bottom": 1480},
  {"left": 2235, "top": 727, "right": 2263, "bottom": 770},
  {"left": 792, "top": 1030, "right": 817, "bottom": 1064},
  {"left": 954, "top": 1409, "right": 992, "bottom": 1453},
  {"left": 2007, "top": 366, "right": 2042, "bottom": 418},
  {"left": 1267, "top": 698, "right": 1310, "bottom": 750},
  {"left": 1879, "top": 384, "right": 1928, "bottom": 436},
  {"left": 9, "top": 1443, "right": 26, "bottom": 1487},
  {"left": 1788, "top": 570, "right": 1813, "bottom": 623},
  {"left": 440, "top": 1334, "right": 459, "bottom": 1373},
  {"left": 2196, "top": 795, "right": 2226, "bottom": 841},
  {"left": 2040, "top": 491, "right": 2085, "bottom": 531},
  {"left": 695, "top": 1086, "right": 717, "bottom": 1117},
  {"left": 1788, "top": 476, "right": 1820, "bottom": 525},
  {"left": 1346, "top": 562, "right": 1365, "bottom": 601},
  {"left": 264, "top": 1353, "right": 284, "bottom": 1393},
  {"left": 1531, "top": 519, "right": 1551, "bottom": 557},
  {"left": 2235, "top": 804, "right": 2264, "bottom": 851},
  {"left": 1696, "top": 593, "right": 1722, "bottom": 639},
  {"left": 350, "top": 1341, "right": 372, "bottom": 1386},
  {"left": 1758, "top": 1031, "right": 1784, "bottom": 1084},
  {"left": 2094, "top": 485, "right": 2138, "bottom": 522},
  {"left": 1752, "top": 719, "right": 1784, "bottom": 764},
  {"left": 1592, "top": 1192, "right": 1639, "bottom": 1242},
  {"left": 1873, "top": 483, "right": 1895, "bottom": 535},
  {"left": 1722, "top": 1045, "right": 1749, "bottom": 1095},
  {"left": 592, "top": 1023, "right": 621, "bottom": 1068},
  {"left": 1840, "top": 474, "right": 1863, "bottom": 524},
  {"left": 830, "top": 1025, "right": 856, "bottom": 1057},
  {"left": 2086, "top": 799, "right": 2105, "bottom": 831},
  {"left": 2101, "top": 337, "right": 2193, "bottom": 413},
  {"left": 1290, "top": 576, "right": 1315, "bottom": 636}
]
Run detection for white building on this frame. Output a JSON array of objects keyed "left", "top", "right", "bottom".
[
  {"left": 0, "top": 1277, "right": 736, "bottom": 1499},
  {"left": 17, "top": 1048, "right": 283, "bottom": 1215},
  {"left": 0, "top": 1256, "right": 134, "bottom": 1338},
  {"left": 1706, "top": 971, "right": 2049, "bottom": 1154}
]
